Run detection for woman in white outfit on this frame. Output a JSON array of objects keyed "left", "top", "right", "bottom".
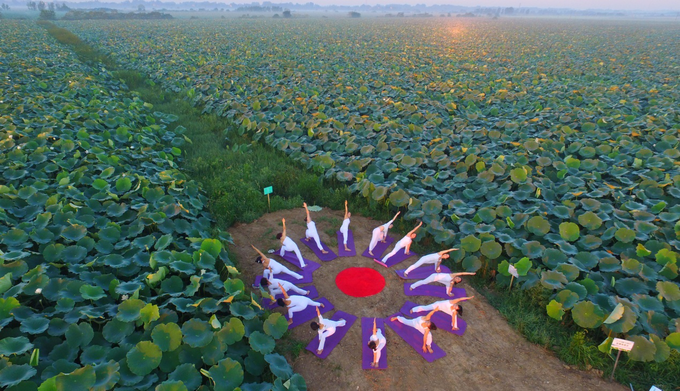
[
  {"left": 259, "top": 272, "right": 309, "bottom": 297},
  {"left": 303, "top": 202, "right": 328, "bottom": 254},
  {"left": 390, "top": 310, "right": 437, "bottom": 353},
  {"left": 404, "top": 248, "right": 458, "bottom": 277},
  {"left": 410, "top": 272, "right": 476, "bottom": 296},
  {"left": 276, "top": 218, "right": 306, "bottom": 268},
  {"left": 276, "top": 283, "right": 324, "bottom": 325},
  {"left": 367, "top": 318, "right": 386, "bottom": 367},
  {"left": 379, "top": 221, "right": 423, "bottom": 264},
  {"left": 252, "top": 244, "right": 303, "bottom": 280},
  {"left": 310, "top": 307, "right": 347, "bottom": 354},
  {"left": 411, "top": 296, "right": 474, "bottom": 330},
  {"left": 339, "top": 200, "right": 351, "bottom": 252},
  {"left": 368, "top": 211, "right": 400, "bottom": 256}
]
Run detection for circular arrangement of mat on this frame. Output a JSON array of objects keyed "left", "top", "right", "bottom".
[{"left": 335, "top": 267, "right": 386, "bottom": 297}]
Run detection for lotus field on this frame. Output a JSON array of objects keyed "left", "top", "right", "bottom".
[
  {"left": 63, "top": 17, "right": 680, "bottom": 362},
  {"left": 0, "top": 21, "right": 301, "bottom": 390}
]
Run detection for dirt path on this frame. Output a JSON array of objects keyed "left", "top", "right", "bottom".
[{"left": 228, "top": 207, "right": 626, "bottom": 391}]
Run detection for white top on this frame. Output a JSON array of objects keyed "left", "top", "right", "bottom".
[
  {"left": 370, "top": 329, "right": 386, "bottom": 351},
  {"left": 307, "top": 221, "right": 317, "bottom": 232},
  {"left": 429, "top": 300, "right": 456, "bottom": 316},
  {"left": 430, "top": 273, "right": 453, "bottom": 284},
  {"left": 288, "top": 295, "right": 314, "bottom": 307},
  {"left": 417, "top": 253, "right": 440, "bottom": 265},
  {"left": 395, "top": 235, "right": 412, "bottom": 249},
  {"left": 340, "top": 218, "right": 350, "bottom": 231},
  {"left": 268, "top": 277, "right": 295, "bottom": 294},
  {"left": 282, "top": 236, "right": 298, "bottom": 251},
  {"left": 412, "top": 316, "right": 429, "bottom": 334}
]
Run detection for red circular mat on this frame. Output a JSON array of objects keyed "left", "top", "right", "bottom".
[{"left": 335, "top": 267, "right": 386, "bottom": 297}]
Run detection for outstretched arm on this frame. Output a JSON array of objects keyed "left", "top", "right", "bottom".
[
  {"left": 438, "top": 248, "right": 458, "bottom": 256},
  {"left": 392, "top": 211, "right": 401, "bottom": 222},
  {"left": 452, "top": 272, "right": 476, "bottom": 278},
  {"left": 251, "top": 244, "right": 267, "bottom": 260},
  {"left": 422, "top": 328, "right": 430, "bottom": 352},
  {"left": 372, "top": 318, "right": 377, "bottom": 335},
  {"left": 424, "top": 309, "right": 436, "bottom": 322},
  {"left": 451, "top": 296, "right": 474, "bottom": 305},
  {"left": 281, "top": 218, "right": 287, "bottom": 241},
  {"left": 303, "top": 202, "right": 311, "bottom": 222},
  {"left": 407, "top": 221, "right": 423, "bottom": 236},
  {"left": 316, "top": 306, "right": 322, "bottom": 321},
  {"left": 278, "top": 283, "right": 289, "bottom": 299},
  {"left": 344, "top": 200, "right": 349, "bottom": 219}
]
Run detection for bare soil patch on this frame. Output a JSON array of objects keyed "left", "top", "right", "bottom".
[{"left": 228, "top": 208, "right": 626, "bottom": 391}]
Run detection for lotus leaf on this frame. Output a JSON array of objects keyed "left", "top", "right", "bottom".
[
  {"left": 249, "top": 331, "right": 275, "bottom": 355},
  {"left": 264, "top": 353, "right": 293, "bottom": 380},
  {"left": 263, "top": 313, "right": 288, "bottom": 339},
  {"left": 117, "top": 298, "right": 146, "bottom": 322},
  {"left": 80, "top": 285, "right": 106, "bottom": 301},
  {"left": 615, "top": 227, "right": 636, "bottom": 243},
  {"left": 102, "top": 318, "right": 134, "bottom": 344},
  {"left": 628, "top": 335, "right": 656, "bottom": 362},
  {"left": 19, "top": 316, "right": 49, "bottom": 335},
  {"left": 168, "top": 363, "right": 201, "bottom": 391},
  {"left": 480, "top": 241, "right": 502, "bottom": 259},
  {"left": 209, "top": 358, "right": 244, "bottom": 391},
  {"left": 522, "top": 241, "right": 545, "bottom": 259},
  {"left": 526, "top": 216, "right": 550, "bottom": 236},
  {"left": 182, "top": 319, "right": 213, "bottom": 348},
  {"left": 606, "top": 305, "right": 637, "bottom": 333},
  {"left": 655, "top": 249, "right": 677, "bottom": 266},
  {"left": 546, "top": 300, "right": 565, "bottom": 320},
  {"left": 0, "top": 337, "right": 33, "bottom": 356},
  {"left": 657, "top": 281, "right": 680, "bottom": 301},
  {"left": 0, "top": 365, "right": 37, "bottom": 388},
  {"left": 559, "top": 222, "right": 580, "bottom": 242},
  {"left": 541, "top": 270, "right": 568, "bottom": 290},
  {"left": 127, "top": 341, "right": 163, "bottom": 376},
  {"left": 65, "top": 322, "right": 94, "bottom": 349},
  {"left": 667, "top": 333, "right": 680, "bottom": 352},
  {"left": 555, "top": 290, "right": 579, "bottom": 309},
  {"left": 571, "top": 301, "right": 605, "bottom": 329}
]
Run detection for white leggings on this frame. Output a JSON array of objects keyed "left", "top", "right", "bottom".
[
  {"left": 381, "top": 241, "right": 406, "bottom": 263},
  {"left": 405, "top": 257, "right": 437, "bottom": 274},
  {"left": 288, "top": 300, "right": 321, "bottom": 319},
  {"left": 306, "top": 227, "right": 324, "bottom": 250},
  {"left": 340, "top": 219, "right": 350, "bottom": 246},
  {"left": 281, "top": 243, "right": 305, "bottom": 268},
  {"left": 394, "top": 316, "right": 431, "bottom": 346},
  {"left": 264, "top": 265, "right": 302, "bottom": 280},
  {"left": 410, "top": 274, "right": 449, "bottom": 290},
  {"left": 413, "top": 303, "right": 457, "bottom": 329}
]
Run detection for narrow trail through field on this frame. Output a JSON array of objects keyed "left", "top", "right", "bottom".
[{"left": 230, "top": 208, "right": 626, "bottom": 391}]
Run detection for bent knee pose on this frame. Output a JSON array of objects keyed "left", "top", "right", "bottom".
[
  {"left": 390, "top": 310, "right": 437, "bottom": 353},
  {"left": 310, "top": 307, "right": 346, "bottom": 354},
  {"left": 410, "top": 272, "right": 476, "bottom": 296},
  {"left": 277, "top": 218, "right": 306, "bottom": 267},
  {"left": 260, "top": 273, "right": 309, "bottom": 297},
  {"left": 367, "top": 318, "right": 386, "bottom": 367},
  {"left": 379, "top": 221, "right": 423, "bottom": 264},
  {"left": 252, "top": 244, "right": 303, "bottom": 280},
  {"left": 412, "top": 296, "right": 474, "bottom": 330},
  {"left": 368, "top": 211, "right": 400, "bottom": 256},
  {"left": 276, "top": 283, "right": 323, "bottom": 325},
  {"left": 303, "top": 202, "right": 327, "bottom": 254},
  {"left": 404, "top": 248, "right": 458, "bottom": 277},
  {"left": 339, "top": 200, "right": 351, "bottom": 252}
]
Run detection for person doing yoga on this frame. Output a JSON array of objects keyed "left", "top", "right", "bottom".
[
  {"left": 276, "top": 283, "right": 324, "bottom": 325},
  {"left": 339, "top": 200, "right": 351, "bottom": 252},
  {"left": 310, "top": 307, "right": 347, "bottom": 355},
  {"left": 410, "top": 272, "right": 476, "bottom": 296},
  {"left": 276, "top": 218, "right": 306, "bottom": 268},
  {"left": 367, "top": 211, "right": 400, "bottom": 256},
  {"left": 404, "top": 248, "right": 458, "bottom": 277},
  {"left": 252, "top": 244, "right": 303, "bottom": 280},
  {"left": 303, "top": 202, "right": 328, "bottom": 254},
  {"left": 378, "top": 221, "right": 423, "bottom": 264},
  {"left": 391, "top": 310, "right": 438, "bottom": 353},
  {"left": 411, "top": 296, "right": 474, "bottom": 330},
  {"left": 367, "top": 318, "right": 386, "bottom": 367},
  {"left": 259, "top": 271, "right": 309, "bottom": 297}
]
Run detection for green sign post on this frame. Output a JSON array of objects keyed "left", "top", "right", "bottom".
[{"left": 263, "top": 186, "right": 273, "bottom": 211}]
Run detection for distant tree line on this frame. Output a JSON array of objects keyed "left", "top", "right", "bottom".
[
  {"left": 26, "top": 2, "right": 69, "bottom": 11},
  {"left": 235, "top": 5, "right": 283, "bottom": 12},
  {"left": 61, "top": 9, "right": 173, "bottom": 20}
]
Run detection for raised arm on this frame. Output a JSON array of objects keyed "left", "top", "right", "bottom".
[
  {"left": 451, "top": 272, "right": 476, "bottom": 278},
  {"left": 251, "top": 244, "right": 267, "bottom": 260},
  {"left": 392, "top": 211, "right": 401, "bottom": 221},
  {"left": 407, "top": 221, "right": 423, "bottom": 236},
  {"left": 422, "top": 328, "right": 430, "bottom": 352},
  {"left": 278, "top": 283, "right": 289, "bottom": 300},
  {"left": 372, "top": 318, "right": 377, "bottom": 335},
  {"left": 438, "top": 248, "right": 459, "bottom": 256},
  {"left": 281, "top": 218, "right": 287, "bottom": 241},
  {"left": 303, "top": 202, "right": 311, "bottom": 222},
  {"left": 344, "top": 200, "right": 349, "bottom": 219},
  {"left": 451, "top": 296, "right": 474, "bottom": 305},
  {"left": 424, "top": 309, "right": 436, "bottom": 322},
  {"left": 316, "top": 306, "right": 322, "bottom": 321}
]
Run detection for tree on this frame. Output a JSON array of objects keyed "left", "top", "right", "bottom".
[
  {"left": 282, "top": 10, "right": 291, "bottom": 18},
  {"left": 37, "top": 1, "right": 45, "bottom": 11},
  {"left": 39, "top": 8, "right": 55, "bottom": 19},
  {"left": 26, "top": 1, "right": 36, "bottom": 10},
  {"left": 348, "top": 11, "right": 360, "bottom": 18},
  {"left": 138, "top": 4, "right": 145, "bottom": 12}
]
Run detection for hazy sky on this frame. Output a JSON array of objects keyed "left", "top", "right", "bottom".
[{"left": 305, "top": 1, "right": 678, "bottom": 10}]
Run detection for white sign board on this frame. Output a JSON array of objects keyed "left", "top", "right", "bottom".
[
  {"left": 611, "top": 338, "right": 635, "bottom": 352},
  {"left": 508, "top": 265, "right": 519, "bottom": 278},
  {"left": 649, "top": 386, "right": 662, "bottom": 391}
]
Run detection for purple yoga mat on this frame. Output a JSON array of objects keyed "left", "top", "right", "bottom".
[
  {"left": 299, "top": 237, "right": 338, "bottom": 261},
  {"left": 261, "top": 285, "right": 319, "bottom": 310},
  {"left": 252, "top": 269, "right": 314, "bottom": 287},
  {"left": 336, "top": 230, "right": 357, "bottom": 257},
  {"left": 404, "top": 282, "right": 467, "bottom": 300},
  {"left": 286, "top": 297, "right": 334, "bottom": 329},
  {"left": 279, "top": 250, "right": 321, "bottom": 272},
  {"left": 385, "top": 313, "right": 446, "bottom": 362},
  {"left": 399, "top": 301, "right": 467, "bottom": 336},
  {"left": 374, "top": 248, "right": 417, "bottom": 269},
  {"left": 362, "top": 317, "right": 387, "bottom": 370},
  {"left": 361, "top": 235, "right": 395, "bottom": 260},
  {"left": 306, "top": 311, "right": 358, "bottom": 359},
  {"left": 395, "top": 265, "right": 451, "bottom": 280}
]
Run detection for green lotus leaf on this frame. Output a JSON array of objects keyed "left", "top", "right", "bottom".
[
  {"left": 116, "top": 298, "right": 146, "bottom": 322},
  {"left": 102, "top": 318, "right": 134, "bottom": 344},
  {"left": 649, "top": 334, "right": 670, "bottom": 363},
  {"left": 126, "top": 341, "right": 162, "bottom": 376},
  {"left": 199, "top": 239, "right": 222, "bottom": 259},
  {"left": 50, "top": 365, "right": 96, "bottom": 391},
  {"left": 0, "top": 297, "right": 20, "bottom": 319},
  {"left": 2, "top": 229, "right": 29, "bottom": 247},
  {"left": 264, "top": 353, "right": 293, "bottom": 380},
  {"left": 61, "top": 224, "right": 88, "bottom": 242},
  {"left": 666, "top": 333, "right": 680, "bottom": 352},
  {"left": 603, "top": 303, "right": 625, "bottom": 324},
  {"left": 498, "top": 260, "right": 510, "bottom": 277},
  {"left": 510, "top": 167, "right": 527, "bottom": 183},
  {"left": 168, "top": 363, "right": 201, "bottom": 391},
  {"left": 209, "top": 358, "right": 244, "bottom": 391},
  {"left": 526, "top": 216, "right": 550, "bottom": 236},
  {"left": 614, "top": 227, "right": 635, "bottom": 243},
  {"left": 0, "top": 337, "right": 33, "bottom": 355},
  {"left": 514, "top": 257, "right": 532, "bottom": 276},
  {"left": 555, "top": 264, "right": 579, "bottom": 281},
  {"left": 606, "top": 305, "right": 637, "bottom": 333},
  {"left": 571, "top": 301, "right": 605, "bottom": 329},
  {"left": 91, "top": 179, "right": 109, "bottom": 191},
  {"left": 462, "top": 255, "right": 481, "bottom": 272},
  {"left": 628, "top": 335, "right": 656, "bottom": 362},
  {"left": 155, "top": 381, "right": 188, "bottom": 391},
  {"left": 577, "top": 212, "right": 602, "bottom": 231},
  {"left": 152, "top": 322, "right": 183, "bottom": 352},
  {"left": 599, "top": 257, "right": 621, "bottom": 273},
  {"left": 558, "top": 222, "right": 580, "bottom": 242},
  {"left": 546, "top": 300, "right": 565, "bottom": 320},
  {"left": 657, "top": 281, "right": 680, "bottom": 301},
  {"left": 224, "top": 278, "right": 245, "bottom": 296},
  {"left": 263, "top": 313, "right": 288, "bottom": 339},
  {"left": 634, "top": 295, "right": 664, "bottom": 312},
  {"left": 655, "top": 249, "right": 677, "bottom": 266},
  {"left": 19, "top": 316, "right": 49, "bottom": 334},
  {"left": 615, "top": 277, "right": 648, "bottom": 296},
  {"left": 65, "top": 322, "right": 94, "bottom": 348},
  {"left": 161, "top": 276, "right": 185, "bottom": 295},
  {"left": 249, "top": 331, "right": 275, "bottom": 355},
  {"left": 555, "top": 290, "right": 579, "bottom": 309},
  {"left": 182, "top": 319, "right": 213, "bottom": 348},
  {"left": 542, "top": 248, "right": 567, "bottom": 269},
  {"left": 98, "top": 226, "right": 121, "bottom": 243},
  {"left": 140, "top": 303, "right": 160, "bottom": 326},
  {"left": 389, "top": 188, "right": 410, "bottom": 207},
  {"left": 81, "top": 345, "right": 108, "bottom": 366},
  {"left": 659, "top": 263, "right": 679, "bottom": 280},
  {"left": 460, "top": 235, "right": 481, "bottom": 252},
  {"left": 0, "top": 273, "right": 13, "bottom": 295},
  {"left": 115, "top": 177, "right": 132, "bottom": 193},
  {"left": 540, "top": 270, "right": 568, "bottom": 290},
  {"left": 155, "top": 234, "right": 173, "bottom": 251},
  {"left": 621, "top": 258, "right": 642, "bottom": 274},
  {"left": 115, "top": 281, "right": 142, "bottom": 295},
  {"left": 230, "top": 302, "right": 257, "bottom": 319},
  {"left": 522, "top": 241, "right": 545, "bottom": 259},
  {"left": 421, "top": 199, "right": 442, "bottom": 215},
  {"left": 479, "top": 241, "right": 502, "bottom": 259},
  {"left": 371, "top": 186, "right": 388, "bottom": 201},
  {"left": 80, "top": 284, "right": 106, "bottom": 301},
  {"left": 0, "top": 365, "right": 37, "bottom": 388}
]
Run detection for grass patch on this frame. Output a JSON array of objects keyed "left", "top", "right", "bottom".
[{"left": 38, "top": 21, "right": 116, "bottom": 68}]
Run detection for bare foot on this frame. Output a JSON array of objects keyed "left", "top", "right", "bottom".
[
  {"left": 321, "top": 250, "right": 328, "bottom": 254},
  {"left": 371, "top": 362, "right": 377, "bottom": 368},
  {"left": 305, "top": 291, "right": 310, "bottom": 295},
  {"left": 410, "top": 286, "right": 414, "bottom": 291},
  {"left": 405, "top": 251, "right": 410, "bottom": 255},
  {"left": 287, "top": 319, "right": 293, "bottom": 325},
  {"left": 317, "top": 349, "right": 322, "bottom": 355},
  {"left": 427, "top": 346, "right": 433, "bottom": 354},
  {"left": 452, "top": 327, "right": 459, "bottom": 331},
  {"left": 320, "top": 303, "right": 325, "bottom": 308},
  {"left": 368, "top": 251, "right": 373, "bottom": 256},
  {"left": 344, "top": 246, "right": 350, "bottom": 252},
  {"left": 390, "top": 317, "right": 398, "bottom": 322},
  {"left": 410, "top": 309, "right": 414, "bottom": 314}
]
